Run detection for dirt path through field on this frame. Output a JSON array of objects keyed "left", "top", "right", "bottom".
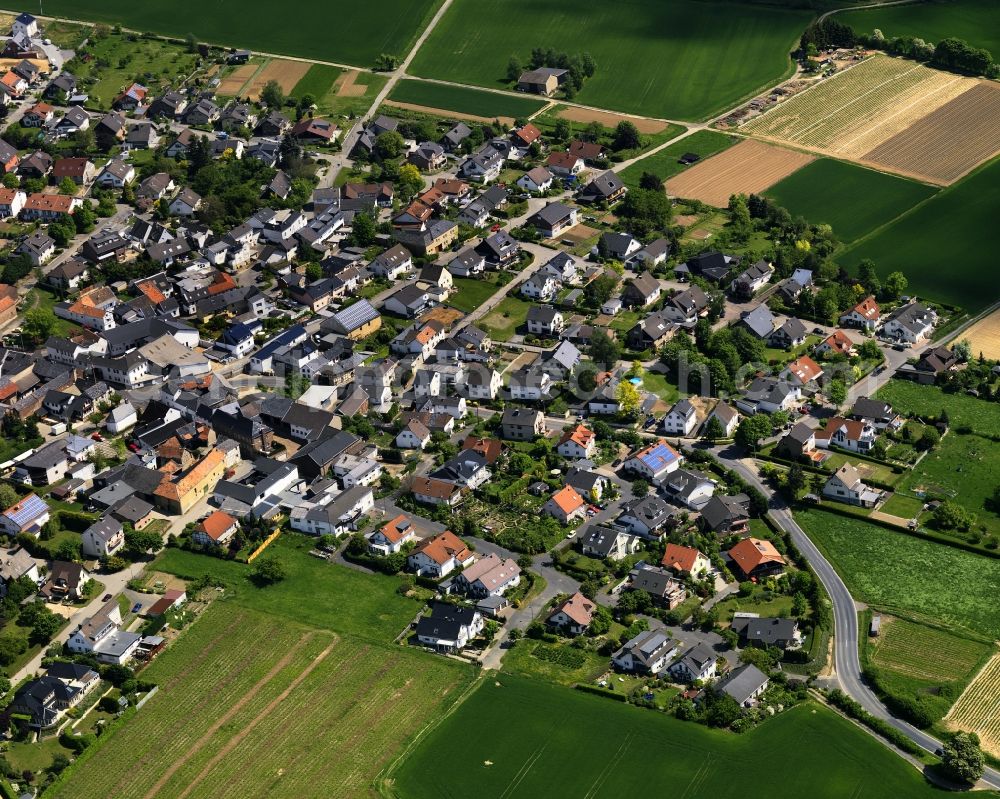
[
  {"left": 141, "top": 631, "right": 319, "bottom": 799},
  {"left": 385, "top": 100, "right": 514, "bottom": 126},
  {"left": 172, "top": 638, "right": 338, "bottom": 799}
]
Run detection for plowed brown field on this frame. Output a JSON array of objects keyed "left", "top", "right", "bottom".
[
  {"left": 665, "top": 139, "right": 813, "bottom": 207},
  {"left": 244, "top": 59, "right": 311, "bottom": 101}
]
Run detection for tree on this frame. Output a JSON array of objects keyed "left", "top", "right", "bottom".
[
  {"left": 374, "top": 130, "right": 405, "bottom": 161},
  {"left": 631, "top": 479, "right": 650, "bottom": 498},
  {"left": 618, "top": 188, "right": 672, "bottom": 237},
  {"left": 583, "top": 273, "right": 618, "bottom": 306},
  {"left": 396, "top": 162, "right": 423, "bottom": 200},
  {"left": 260, "top": 80, "right": 285, "bottom": 109},
  {"left": 305, "top": 262, "right": 323, "bottom": 282},
  {"left": 0, "top": 634, "right": 26, "bottom": 666},
  {"left": 883, "top": 271, "right": 908, "bottom": 300},
  {"left": 940, "top": 732, "right": 984, "bottom": 784},
  {"left": 930, "top": 500, "right": 975, "bottom": 532},
  {"left": 827, "top": 378, "right": 847, "bottom": 408},
  {"left": 735, "top": 415, "right": 772, "bottom": 452},
  {"left": 728, "top": 193, "right": 751, "bottom": 239},
  {"left": 916, "top": 427, "right": 940, "bottom": 451},
  {"left": 125, "top": 529, "right": 163, "bottom": 555},
  {"left": 638, "top": 171, "right": 663, "bottom": 192},
  {"left": 612, "top": 120, "right": 641, "bottom": 151},
  {"left": 250, "top": 556, "right": 286, "bottom": 585},
  {"left": 23, "top": 308, "right": 57, "bottom": 344},
  {"left": 29, "top": 607, "right": 62, "bottom": 645},
  {"left": 553, "top": 118, "right": 571, "bottom": 142},
  {"left": 858, "top": 259, "right": 881, "bottom": 296},
  {"left": 615, "top": 380, "right": 641, "bottom": 418},
  {"left": 952, "top": 339, "right": 972, "bottom": 362},
  {"left": 702, "top": 415, "right": 726, "bottom": 441},
  {"left": 786, "top": 463, "right": 807, "bottom": 497},
  {"left": 0, "top": 484, "right": 18, "bottom": 510},
  {"left": 350, "top": 212, "right": 377, "bottom": 246},
  {"left": 58, "top": 177, "right": 78, "bottom": 196},
  {"left": 54, "top": 538, "right": 80, "bottom": 562},
  {"left": 506, "top": 55, "right": 522, "bottom": 82},
  {"left": 589, "top": 330, "right": 621, "bottom": 367}
]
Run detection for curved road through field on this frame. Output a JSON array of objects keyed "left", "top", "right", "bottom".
[{"left": 714, "top": 447, "right": 1000, "bottom": 789}]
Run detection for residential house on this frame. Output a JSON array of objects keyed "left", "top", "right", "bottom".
[
  {"left": 850, "top": 396, "right": 901, "bottom": 430},
  {"left": 736, "top": 377, "right": 800, "bottom": 416},
  {"left": 840, "top": 296, "right": 880, "bottom": 331},
  {"left": 822, "top": 463, "right": 883, "bottom": 508},
  {"left": 415, "top": 601, "right": 483, "bottom": 653},
  {"left": 579, "top": 170, "right": 627, "bottom": 204},
  {"left": 547, "top": 591, "right": 595, "bottom": 635},
  {"left": 17, "top": 231, "right": 55, "bottom": 266},
  {"left": 501, "top": 407, "right": 544, "bottom": 441},
  {"left": 410, "top": 476, "right": 463, "bottom": 508},
  {"left": 815, "top": 330, "right": 855, "bottom": 359},
  {"left": 557, "top": 424, "right": 596, "bottom": 460},
  {"left": 95, "top": 159, "right": 136, "bottom": 189},
  {"left": 716, "top": 663, "right": 769, "bottom": 708},
  {"left": 660, "top": 468, "right": 716, "bottom": 510},
  {"left": 624, "top": 440, "right": 682, "bottom": 483},
  {"left": 814, "top": 416, "right": 876, "bottom": 454},
  {"left": 41, "top": 561, "right": 90, "bottom": 601},
  {"left": 517, "top": 166, "right": 554, "bottom": 194},
  {"left": 530, "top": 202, "right": 578, "bottom": 238},
  {"left": 370, "top": 244, "right": 413, "bottom": 279},
  {"left": 454, "top": 553, "right": 521, "bottom": 598},
  {"left": 629, "top": 563, "right": 687, "bottom": 609},
  {"left": 579, "top": 524, "right": 641, "bottom": 561},
  {"left": 367, "top": 515, "right": 418, "bottom": 555},
  {"left": 781, "top": 354, "right": 824, "bottom": 389},
  {"left": 731, "top": 616, "right": 800, "bottom": 650},
  {"left": 192, "top": 510, "right": 239, "bottom": 548},
  {"left": 882, "top": 302, "right": 936, "bottom": 343},
  {"left": 663, "top": 399, "right": 699, "bottom": 436},
  {"left": 729, "top": 259, "right": 773, "bottom": 299},
  {"left": 613, "top": 630, "right": 678, "bottom": 675},
  {"left": 739, "top": 305, "right": 776, "bottom": 340},
  {"left": 0, "top": 187, "right": 25, "bottom": 219},
  {"left": 0, "top": 493, "right": 50, "bottom": 536},
  {"left": 81, "top": 517, "right": 124, "bottom": 558},
  {"left": 700, "top": 493, "right": 750, "bottom": 536},
  {"left": 727, "top": 537, "right": 786, "bottom": 581},
  {"left": 669, "top": 642, "right": 718, "bottom": 683},
  {"left": 896, "top": 345, "right": 959, "bottom": 385},
  {"left": 53, "top": 157, "right": 95, "bottom": 186},
  {"left": 525, "top": 306, "right": 564, "bottom": 336},
  {"left": 659, "top": 285, "right": 709, "bottom": 327},
  {"left": 409, "top": 141, "right": 446, "bottom": 171},
  {"left": 769, "top": 317, "right": 808, "bottom": 350},
  {"left": 543, "top": 485, "right": 587, "bottom": 524},
  {"left": 546, "top": 151, "right": 584, "bottom": 177},
  {"left": 661, "top": 543, "right": 711, "bottom": 579},
  {"left": 702, "top": 401, "right": 740, "bottom": 437},
  {"left": 407, "top": 530, "right": 474, "bottom": 577},
  {"left": 517, "top": 67, "right": 567, "bottom": 96},
  {"left": 622, "top": 273, "right": 661, "bottom": 308},
  {"left": 775, "top": 421, "right": 816, "bottom": 460}
]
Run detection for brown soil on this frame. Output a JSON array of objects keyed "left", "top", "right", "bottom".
[
  {"left": 385, "top": 100, "right": 514, "bottom": 127},
  {"left": 218, "top": 63, "right": 257, "bottom": 96},
  {"left": 333, "top": 69, "right": 365, "bottom": 98},
  {"left": 960, "top": 307, "right": 1000, "bottom": 362},
  {"left": 557, "top": 106, "right": 667, "bottom": 134},
  {"left": 244, "top": 58, "right": 311, "bottom": 101}
]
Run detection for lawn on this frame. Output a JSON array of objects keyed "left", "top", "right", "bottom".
[
  {"left": 503, "top": 638, "right": 610, "bottom": 686},
  {"left": 620, "top": 130, "right": 737, "bottom": 190},
  {"left": 481, "top": 295, "right": 532, "bottom": 342},
  {"left": 638, "top": 371, "right": 680, "bottom": 405},
  {"left": 39, "top": 0, "right": 441, "bottom": 68},
  {"left": 880, "top": 493, "right": 925, "bottom": 520},
  {"left": 714, "top": 592, "right": 795, "bottom": 625},
  {"left": 291, "top": 65, "right": 389, "bottom": 118},
  {"left": 68, "top": 31, "right": 199, "bottom": 110},
  {"left": 5, "top": 735, "right": 76, "bottom": 774},
  {"left": 449, "top": 277, "right": 501, "bottom": 314},
  {"left": 408, "top": 0, "right": 812, "bottom": 121},
  {"left": 876, "top": 381, "right": 1000, "bottom": 438},
  {"left": 838, "top": 0, "right": 1000, "bottom": 58},
  {"left": 152, "top": 534, "right": 422, "bottom": 642},
  {"left": 388, "top": 79, "right": 546, "bottom": 119},
  {"left": 863, "top": 614, "right": 994, "bottom": 726},
  {"left": 50, "top": 602, "right": 474, "bottom": 799},
  {"left": 893, "top": 431, "right": 1000, "bottom": 537},
  {"left": 390, "top": 675, "right": 951, "bottom": 798},
  {"left": 795, "top": 508, "right": 1000, "bottom": 639},
  {"left": 764, "top": 159, "right": 937, "bottom": 246},
  {"left": 840, "top": 156, "right": 1000, "bottom": 312}
]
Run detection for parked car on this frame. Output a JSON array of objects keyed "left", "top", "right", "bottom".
[
  {"left": 102, "top": 593, "right": 112, "bottom": 602},
  {"left": 131, "top": 603, "right": 142, "bottom": 613},
  {"left": 91, "top": 432, "right": 103, "bottom": 441}
]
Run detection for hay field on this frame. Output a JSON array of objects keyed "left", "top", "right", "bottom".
[
  {"left": 665, "top": 139, "right": 813, "bottom": 207},
  {"left": 556, "top": 107, "right": 668, "bottom": 134},
  {"left": 945, "top": 652, "right": 1000, "bottom": 757},
  {"left": 218, "top": 63, "right": 258, "bottom": 96},
  {"left": 743, "top": 55, "right": 999, "bottom": 186},
  {"left": 959, "top": 307, "right": 1000, "bottom": 361},
  {"left": 245, "top": 59, "right": 312, "bottom": 101}
]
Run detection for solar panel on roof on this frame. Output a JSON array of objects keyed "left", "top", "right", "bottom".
[
  {"left": 5, "top": 494, "right": 47, "bottom": 527},
  {"left": 335, "top": 299, "right": 378, "bottom": 330}
]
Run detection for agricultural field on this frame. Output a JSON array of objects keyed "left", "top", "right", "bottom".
[
  {"left": 837, "top": 0, "right": 1000, "bottom": 58},
  {"left": 408, "top": 0, "right": 812, "bottom": 121},
  {"left": 841, "top": 156, "right": 1000, "bottom": 312},
  {"left": 665, "top": 139, "right": 814, "bottom": 207},
  {"left": 390, "top": 675, "right": 950, "bottom": 799},
  {"left": 388, "top": 80, "right": 545, "bottom": 122},
  {"left": 242, "top": 58, "right": 311, "bottom": 101},
  {"left": 742, "top": 55, "right": 1000, "bottom": 185},
  {"left": 38, "top": 0, "right": 439, "bottom": 68},
  {"left": 291, "top": 66, "right": 389, "bottom": 118},
  {"left": 865, "top": 615, "right": 994, "bottom": 726},
  {"left": 796, "top": 508, "right": 1000, "bottom": 639},
  {"left": 764, "top": 158, "right": 937, "bottom": 245},
  {"left": 620, "top": 130, "right": 736, "bottom": 190},
  {"left": 959, "top": 307, "right": 1000, "bottom": 362},
  {"left": 68, "top": 30, "right": 200, "bottom": 109},
  {"left": 945, "top": 652, "right": 1000, "bottom": 758},
  {"left": 554, "top": 107, "right": 669, "bottom": 135},
  {"left": 50, "top": 603, "right": 473, "bottom": 799},
  {"left": 153, "top": 534, "right": 422, "bottom": 642},
  {"left": 875, "top": 380, "right": 1000, "bottom": 438}
]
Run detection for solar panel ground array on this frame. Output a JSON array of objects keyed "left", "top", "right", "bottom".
[{"left": 742, "top": 55, "right": 1000, "bottom": 185}]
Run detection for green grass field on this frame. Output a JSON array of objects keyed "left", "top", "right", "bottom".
[
  {"left": 408, "top": 0, "right": 812, "bottom": 121},
  {"left": 838, "top": 0, "right": 1000, "bottom": 58},
  {"left": 388, "top": 79, "right": 546, "bottom": 119},
  {"left": 68, "top": 31, "right": 200, "bottom": 109},
  {"left": 152, "top": 534, "right": 421, "bottom": 642},
  {"left": 841, "top": 157, "right": 1000, "bottom": 312},
  {"left": 620, "top": 130, "right": 737, "bottom": 190},
  {"left": 502, "top": 639, "right": 611, "bottom": 686},
  {"left": 876, "top": 381, "right": 1000, "bottom": 438},
  {"left": 796, "top": 508, "right": 1000, "bottom": 638},
  {"left": 481, "top": 295, "right": 532, "bottom": 342},
  {"left": 390, "top": 675, "right": 949, "bottom": 798},
  {"left": 764, "top": 159, "right": 937, "bottom": 245},
  {"left": 51, "top": 602, "right": 473, "bottom": 799},
  {"left": 449, "top": 277, "right": 501, "bottom": 313},
  {"left": 39, "top": 0, "right": 440, "bottom": 68},
  {"left": 291, "top": 65, "right": 388, "bottom": 118}
]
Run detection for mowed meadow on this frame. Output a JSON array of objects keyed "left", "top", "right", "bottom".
[
  {"left": 408, "top": 0, "right": 812, "bottom": 120},
  {"left": 50, "top": 603, "right": 473, "bottom": 799},
  {"left": 36, "top": 0, "right": 439, "bottom": 66},
  {"left": 390, "top": 676, "right": 951, "bottom": 799}
]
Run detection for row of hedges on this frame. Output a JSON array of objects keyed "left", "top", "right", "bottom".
[{"left": 824, "top": 689, "right": 924, "bottom": 756}]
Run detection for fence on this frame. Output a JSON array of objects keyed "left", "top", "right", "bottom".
[{"left": 246, "top": 529, "right": 282, "bottom": 563}]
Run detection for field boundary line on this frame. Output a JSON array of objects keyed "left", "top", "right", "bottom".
[
  {"left": 235, "top": 58, "right": 270, "bottom": 98},
  {"left": 173, "top": 637, "right": 338, "bottom": 799},
  {"left": 140, "top": 630, "right": 318, "bottom": 799},
  {"left": 373, "top": 669, "right": 483, "bottom": 797}
]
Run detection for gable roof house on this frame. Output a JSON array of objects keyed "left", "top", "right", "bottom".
[
  {"left": 454, "top": 552, "right": 521, "bottom": 598},
  {"left": 815, "top": 329, "right": 856, "bottom": 359},
  {"left": 81, "top": 517, "right": 125, "bottom": 558},
  {"left": 769, "top": 317, "right": 808, "bottom": 350},
  {"left": 669, "top": 642, "right": 718, "bottom": 683},
  {"left": 736, "top": 377, "right": 800, "bottom": 416},
  {"left": 622, "top": 273, "right": 661, "bottom": 309},
  {"left": 547, "top": 591, "right": 596, "bottom": 635},
  {"left": 781, "top": 354, "right": 824, "bottom": 388},
  {"left": 557, "top": 424, "right": 596, "bottom": 460},
  {"left": 813, "top": 416, "right": 876, "bottom": 454},
  {"left": 517, "top": 165, "right": 554, "bottom": 194},
  {"left": 662, "top": 399, "right": 699, "bottom": 436},
  {"left": 661, "top": 543, "right": 711, "bottom": 579},
  {"left": 525, "top": 305, "right": 564, "bottom": 336},
  {"left": 545, "top": 150, "right": 585, "bottom": 177},
  {"left": 727, "top": 537, "right": 786, "bottom": 581},
  {"left": 367, "top": 514, "right": 418, "bottom": 555},
  {"left": 192, "top": 509, "right": 239, "bottom": 548},
  {"left": 659, "top": 285, "right": 708, "bottom": 327},
  {"left": 700, "top": 493, "right": 751, "bottom": 536},
  {"left": 729, "top": 259, "right": 773, "bottom": 299},
  {"left": 406, "top": 531, "right": 474, "bottom": 578},
  {"left": 579, "top": 170, "right": 627, "bottom": 205},
  {"left": 716, "top": 663, "right": 769, "bottom": 708},
  {"left": 675, "top": 250, "right": 738, "bottom": 284},
  {"left": 616, "top": 494, "right": 677, "bottom": 539},
  {"left": 659, "top": 468, "right": 716, "bottom": 510},
  {"left": 415, "top": 601, "right": 484, "bottom": 653},
  {"left": 775, "top": 421, "right": 816, "bottom": 460},
  {"left": 543, "top": 485, "right": 587, "bottom": 525},
  {"left": 624, "top": 440, "right": 682, "bottom": 483},
  {"left": 739, "top": 305, "right": 776, "bottom": 340},
  {"left": 529, "top": 202, "right": 578, "bottom": 238},
  {"left": 840, "top": 295, "right": 880, "bottom": 331},
  {"left": 517, "top": 67, "right": 567, "bottom": 96},
  {"left": 882, "top": 302, "right": 936, "bottom": 344},
  {"left": 731, "top": 616, "right": 801, "bottom": 650},
  {"left": 850, "top": 396, "right": 901, "bottom": 430},
  {"left": 628, "top": 562, "right": 687, "bottom": 609},
  {"left": 822, "top": 462, "right": 883, "bottom": 508},
  {"left": 579, "top": 525, "right": 641, "bottom": 560}
]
